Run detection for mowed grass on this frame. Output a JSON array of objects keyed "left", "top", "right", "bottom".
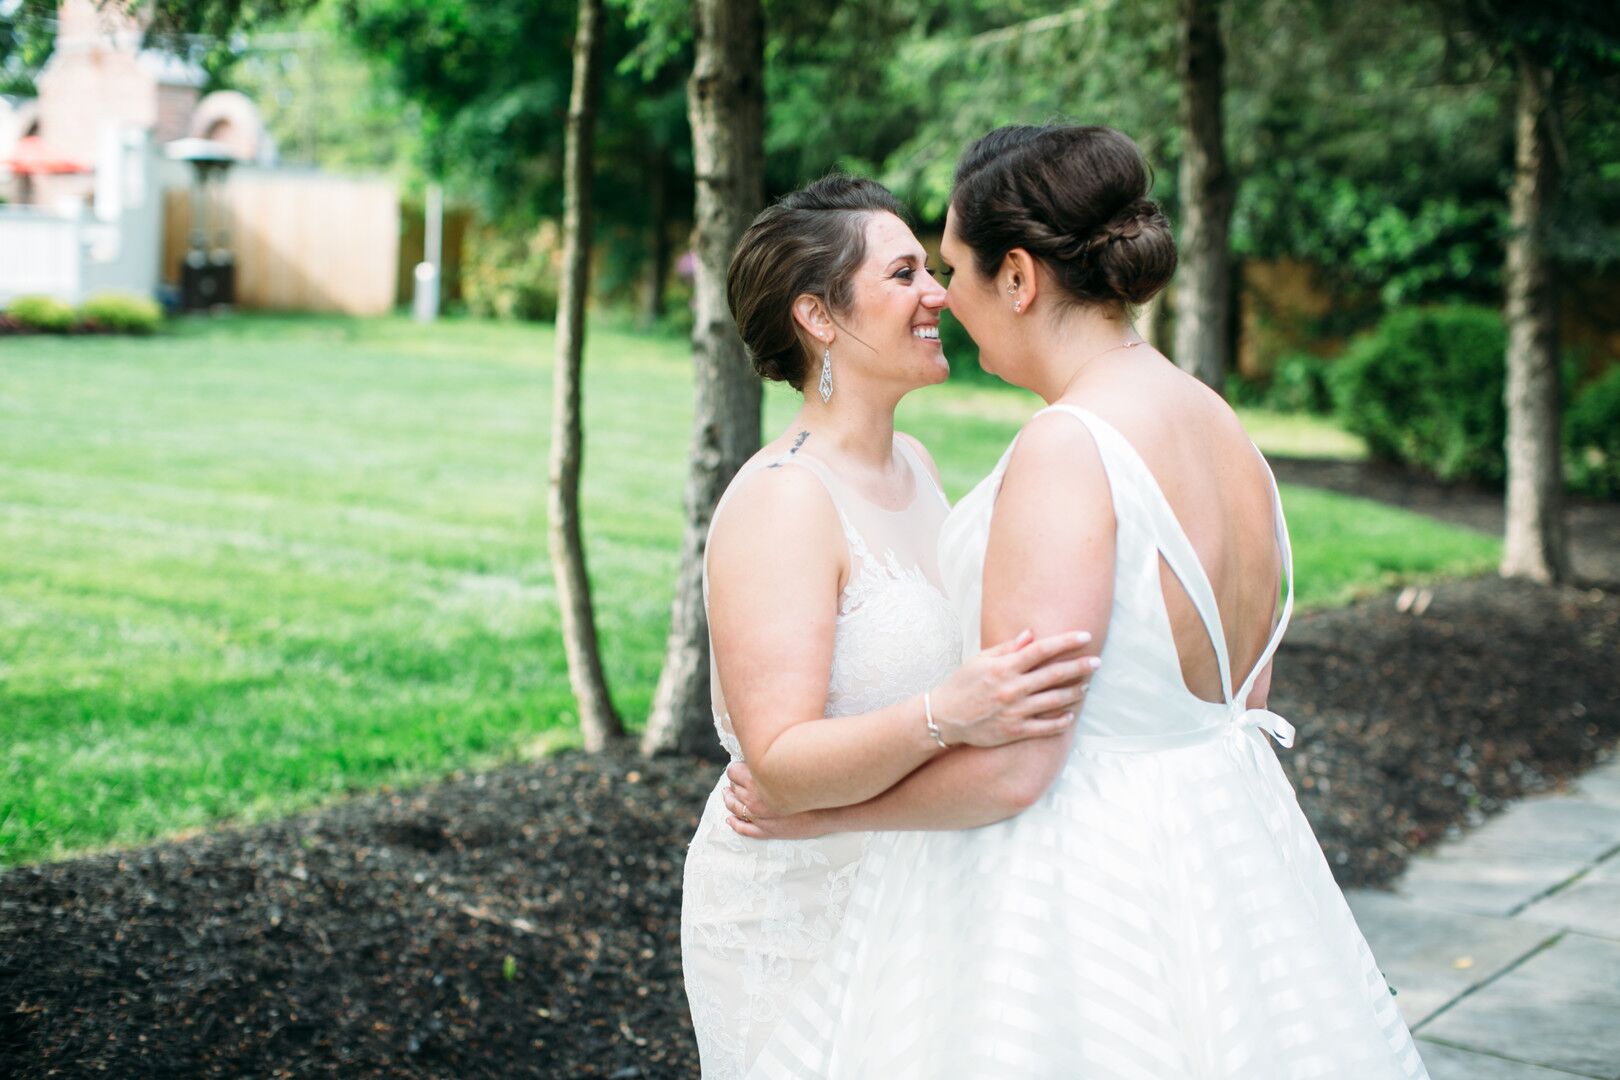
[{"left": 0, "top": 315, "right": 1497, "bottom": 865}]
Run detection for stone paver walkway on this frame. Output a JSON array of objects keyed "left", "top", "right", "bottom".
[{"left": 1349, "top": 754, "right": 1620, "bottom": 1079}]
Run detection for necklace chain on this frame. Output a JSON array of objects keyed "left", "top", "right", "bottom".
[{"left": 1056, "top": 337, "right": 1145, "bottom": 399}]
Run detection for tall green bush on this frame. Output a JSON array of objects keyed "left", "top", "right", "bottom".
[
  {"left": 1567, "top": 367, "right": 1620, "bottom": 498},
  {"left": 1332, "top": 306, "right": 1509, "bottom": 484}
]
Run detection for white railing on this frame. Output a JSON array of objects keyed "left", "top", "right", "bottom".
[{"left": 0, "top": 204, "right": 85, "bottom": 304}]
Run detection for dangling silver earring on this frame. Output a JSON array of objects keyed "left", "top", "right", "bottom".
[{"left": 818, "top": 345, "right": 833, "bottom": 403}]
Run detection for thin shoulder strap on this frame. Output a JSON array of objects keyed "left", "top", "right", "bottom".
[
  {"left": 1037, "top": 403, "right": 1237, "bottom": 704},
  {"left": 893, "top": 435, "right": 951, "bottom": 510},
  {"left": 1234, "top": 446, "right": 1295, "bottom": 705}
]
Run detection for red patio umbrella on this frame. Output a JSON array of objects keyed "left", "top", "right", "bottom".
[{"left": 0, "top": 135, "right": 93, "bottom": 175}]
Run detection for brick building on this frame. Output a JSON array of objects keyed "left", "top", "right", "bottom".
[{"left": 2, "top": 0, "right": 272, "bottom": 208}]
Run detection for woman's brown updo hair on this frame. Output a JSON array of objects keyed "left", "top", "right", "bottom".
[
  {"left": 951, "top": 124, "right": 1176, "bottom": 308},
  {"left": 728, "top": 175, "right": 909, "bottom": 390}
]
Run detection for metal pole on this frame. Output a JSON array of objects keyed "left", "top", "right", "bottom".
[{"left": 413, "top": 183, "right": 442, "bottom": 321}]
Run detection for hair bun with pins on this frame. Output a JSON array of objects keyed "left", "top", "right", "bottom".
[{"left": 951, "top": 125, "right": 1176, "bottom": 308}]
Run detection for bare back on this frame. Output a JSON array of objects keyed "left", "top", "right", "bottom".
[{"left": 1067, "top": 358, "right": 1282, "bottom": 704}]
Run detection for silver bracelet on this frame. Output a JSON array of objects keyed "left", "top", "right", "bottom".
[{"left": 924, "top": 691, "right": 950, "bottom": 750}]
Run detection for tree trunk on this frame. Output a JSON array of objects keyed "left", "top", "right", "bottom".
[
  {"left": 639, "top": 147, "right": 670, "bottom": 329},
  {"left": 549, "top": 0, "right": 622, "bottom": 751},
  {"left": 642, "top": 0, "right": 765, "bottom": 757},
  {"left": 1501, "top": 57, "right": 1570, "bottom": 583},
  {"left": 1172, "top": 0, "right": 1234, "bottom": 391}
]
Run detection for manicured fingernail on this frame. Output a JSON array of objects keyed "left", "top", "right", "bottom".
[
  {"left": 1075, "top": 632, "right": 1091, "bottom": 644},
  {"left": 1088, "top": 657, "right": 1102, "bottom": 670}
]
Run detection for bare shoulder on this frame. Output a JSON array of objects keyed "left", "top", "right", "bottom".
[
  {"left": 999, "top": 407, "right": 1109, "bottom": 507},
  {"left": 1007, "top": 407, "right": 1106, "bottom": 473},
  {"left": 894, "top": 430, "right": 944, "bottom": 488},
  {"left": 707, "top": 462, "right": 844, "bottom": 579}
]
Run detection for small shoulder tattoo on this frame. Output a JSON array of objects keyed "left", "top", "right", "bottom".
[{"left": 767, "top": 430, "right": 811, "bottom": 468}]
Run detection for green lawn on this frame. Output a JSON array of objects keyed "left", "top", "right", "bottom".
[{"left": 0, "top": 314, "right": 1498, "bottom": 865}]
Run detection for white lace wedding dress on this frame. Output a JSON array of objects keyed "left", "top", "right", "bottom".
[
  {"left": 748, "top": 404, "right": 1430, "bottom": 1079},
  {"left": 681, "top": 436, "right": 962, "bottom": 1079}
]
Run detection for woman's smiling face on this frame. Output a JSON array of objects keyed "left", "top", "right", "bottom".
[{"left": 831, "top": 211, "right": 951, "bottom": 391}]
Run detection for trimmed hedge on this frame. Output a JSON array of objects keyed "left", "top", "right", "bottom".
[
  {"left": 3, "top": 292, "right": 163, "bottom": 335},
  {"left": 6, "top": 295, "right": 78, "bottom": 333},
  {"left": 1332, "top": 305, "right": 1510, "bottom": 484},
  {"left": 80, "top": 292, "right": 162, "bottom": 335},
  {"left": 1332, "top": 303, "right": 1618, "bottom": 498}
]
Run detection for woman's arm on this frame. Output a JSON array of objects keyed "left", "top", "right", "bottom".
[
  {"left": 726, "top": 415, "right": 1117, "bottom": 836},
  {"left": 711, "top": 463, "right": 1091, "bottom": 817}
]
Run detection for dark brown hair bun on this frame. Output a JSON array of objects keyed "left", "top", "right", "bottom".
[
  {"left": 951, "top": 124, "right": 1176, "bottom": 308},
  {"left": 727, "top": 175, "right": 909, "bottom": 390}
]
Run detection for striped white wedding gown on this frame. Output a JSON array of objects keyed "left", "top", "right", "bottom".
[{"left": 749, "top": 404, "right": 1430, "bottom": 1079}]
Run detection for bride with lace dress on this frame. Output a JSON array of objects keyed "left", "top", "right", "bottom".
[
  {"left": 680, "top": 175, "right": 1095, "bottom": 1079},
  {"left": 727, "top": 127, "right": 1430, "bottom": 1078}
]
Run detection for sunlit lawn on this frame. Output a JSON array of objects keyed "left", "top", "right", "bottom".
[{"left": 0, "top": 314, "right": 1498, "bottom": 865}]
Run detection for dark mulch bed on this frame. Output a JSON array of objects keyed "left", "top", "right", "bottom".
[{"left": 3, "top": 578, "right": 1617, "bottom": 1079}]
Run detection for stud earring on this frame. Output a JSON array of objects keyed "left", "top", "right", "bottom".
[
  {"left": 1013, "top": 300, "right": 1023, "bottom": 313},
  {"left": 819, "top": 345, "right": 833, "bottom": 403}
]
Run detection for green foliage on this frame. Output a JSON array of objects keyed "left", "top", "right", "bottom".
[
  {"left": 6, "top": 295, "right": 77, "bottom": 333},
  {"left": 1332, "top": 306, "right": 1510, "bottom": 483},
  {"left": 0, "top": 0, "right": 54, "bottom": 95},
  {"left": 1225, "top": 372, "right": 1269, "bottom": 409},
  {"left": 1269, "top": 354, "right": 1337, "bottom": 416},
  {"left": 1566, "top": 366, "right": 1620, "bottom": 497},
  {"left": 461, "top": 223, "right": 562, "bottom": 323},
  {"left": 80, "top": 293, "right": 163, "bottom": 335},
  {"left": 228, "top": 8, "right": 422, "bottom": 175},
  {"left": 1228, "top": 356, "right": 1338, "bottom": 415}
]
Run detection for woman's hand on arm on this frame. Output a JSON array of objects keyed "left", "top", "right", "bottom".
[
  {"left": 712, "top": 467, "right": 1095, "bottom": 818},
  {"left": 726, "top": 415, "right": 1117, "bottom": 838}
]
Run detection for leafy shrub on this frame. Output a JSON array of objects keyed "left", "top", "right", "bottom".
[
  {"left": 6, "top": 295, "right": 77, "bottom": 333},
  {"left": 80, "top": 292, "right": 162, "bottom": 335},
  {"left": 462, "top": 222, "right": 560, "bottom": 323},
  {"left": 1269, "top": 353, "right": 1337, "bottom": 415},
  {"left": 1332, "top": 305, "right": 1508, "bottom": 483},
  {"left": 1225, "top": 371, "right": 1269, "bottom": 408},
  {"left": 1566, "top": 366, "right": 1620, "bottom": 498}
]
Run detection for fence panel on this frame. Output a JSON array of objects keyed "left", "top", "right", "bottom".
[
  {"left": 0, "top": 206, "right": 82, "bottom": 304},
  {"left": 163, "top": 168, "right": 399, "bottom": 315}
]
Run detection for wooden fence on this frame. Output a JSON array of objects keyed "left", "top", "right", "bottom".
[{"left": 163, "top": 167, "right": 399, "bottom": 316}]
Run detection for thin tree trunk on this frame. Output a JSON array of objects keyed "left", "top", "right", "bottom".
[
  {"left": 550, "top": 0, "right": 622, "bottom": 751},
  {"left": 1501, "top": 56, "right": 1570, "bottom": 583},
  {"left": 1173, "top": 0, "right": 1234, "bottom": 391},
  {"left": 642, "top": 0, "right": 765, "bottom": 757},
  {"left": 639, "top": 147, "right": 670, "bottom": 329}
]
